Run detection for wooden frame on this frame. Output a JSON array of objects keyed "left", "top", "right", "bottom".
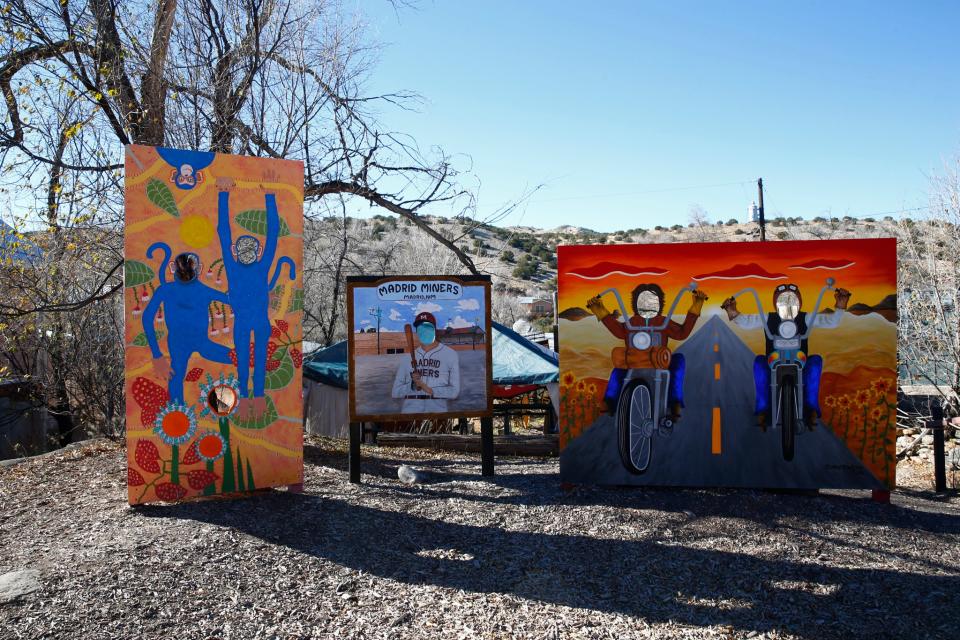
[{"left": 346, "top": 275, "right": 493, "bottom": 422}]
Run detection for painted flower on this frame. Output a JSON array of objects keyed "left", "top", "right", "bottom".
[
  {"left": 576, "top": 380, "right": 586, "bottom": 392},
  {"left": 154, "top": 401, "right": 198, "bottom": 446},
  {"left": 195, "top": 430, "right": 227, "bottom": 462},
  {"left": 824, "top": 395, "right": 837, "bottom": 408},
  {"left": 588, "top": 384, "right": 597, "bottom": 395},
  {"left": 855, "top": 389, "right": 871, "bottom": 408},
  {"left": 871, "top": 406, "right": 885, "bottom": 421},
  {"left": 562, "top": 372, "right": 575, "bottom": 387},
  {"left": 871, "top": 378, "right": 892, "bottom": 396},
  {"left": 198, "top": 373, "right": 241, "bottom": 418},
  {"left": 837, "top": 395, "right": 851, "bottom": 410}
]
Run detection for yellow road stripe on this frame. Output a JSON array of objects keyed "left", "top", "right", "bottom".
[
  {"left": 713, "top": 343, "right": 719, "bottom": 353},
  {"left": 712, "top": 407, "right": 722, "bottom": 454},
  {"left": 714, "top": 363, "right": 721, "bottom": 380}
]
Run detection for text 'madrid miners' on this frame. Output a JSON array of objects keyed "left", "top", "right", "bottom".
[{"left": 391, "top": 311, "right": 462, "bottom": 413}]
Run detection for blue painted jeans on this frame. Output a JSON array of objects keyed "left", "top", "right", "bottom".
[
  {"left": 603, "top": 353, "right": 686, "bottom": 409},
  {"left": 753, "top": 354, "right": 822, "bottom": 417}
]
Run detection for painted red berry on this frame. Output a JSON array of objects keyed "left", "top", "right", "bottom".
[
  {"left": 135, "top": 439, "right": 161, "bottom": 474},
  {"left": 266, "top": 358, "right": 281, "bottom": 372},
  {"left": 155, "top": 482, "right": 188, "bottom": 502},
  {"left": 185, "top": 367, "right": 204, "bottom": 382},
  {"left": 266, "top": 342, "right": 278, "bottom": 358},
  {"left": 132, "top": 377, "right": 169, "bottom": 412},
  {"left": 290, "top": 348, "right": 303, "bottom": 368},
  {"left": 228, "top": 349, "right": 238, "bottom": 366},
  {"left": 181, "top": 440, "right": 201, "bottom": 465},
  {"left": 271, "top": 326, "right": 282, "bottom": 339},
  {"left": 127, "top": 467, "right": 146, "bottom": 487},
  {"left": 276, "top": 319, "right": 289, "bottom": 333},
  {"left": 186, "top": 470, "right": 219, "bottom": 490}
]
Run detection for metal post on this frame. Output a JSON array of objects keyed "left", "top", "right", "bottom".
[
  {"left": 349, "top": 421, "right": 362, "bottom": 484},
  {"left": 757, "top": 178, "right": 766, "bottom": 242},
  {"left": 458, "top": 416, "right": 468, "bottom": 435},
  {"left": 480, "top": 416, "right": 494, "bottom": 476},
  {"left": 933, "top": 400, "right": 946, "bottom": 492}
]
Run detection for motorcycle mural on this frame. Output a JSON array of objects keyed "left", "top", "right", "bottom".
[
  {"left": 586, "top": 283, "right": 706, "bottom": 473},
  {"left": 721, "top": 278, "right": 851, "bottom": 461},
  {"left": 557, "top": 238, "right": 897, "bottom": 490}
]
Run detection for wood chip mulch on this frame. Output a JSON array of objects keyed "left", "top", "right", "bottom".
[{"left": 1, "top": 437, "right": 958, "bottom": 639}]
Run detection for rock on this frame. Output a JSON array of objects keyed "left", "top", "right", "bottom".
[
  {"left": 0, "top": 569, "right": 41, "bottom": 603},
  {"left": 398, "top": 465, "right": 430, "bottom": 485},
  {"left": 922, "top": 435, "right": 935, "bottom": 445}
]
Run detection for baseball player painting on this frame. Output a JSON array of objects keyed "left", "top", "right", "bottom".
[{"left": 391, "top": 311, "right": 461, "bottom": 413}]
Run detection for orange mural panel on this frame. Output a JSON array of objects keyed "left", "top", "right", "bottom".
[
  {"left": 558, "top": 238, "right": 897, "bottom": 490},
  {"left": 123, "top": 145, "right": 304, "bottom": 504}
]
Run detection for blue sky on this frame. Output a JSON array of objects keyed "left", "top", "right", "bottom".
[
  {"left": 364, "top": 1, "right": 960, "bottom": 232},
  {"left": 352, "top": 285, "right": 486, "bottom": 332}
]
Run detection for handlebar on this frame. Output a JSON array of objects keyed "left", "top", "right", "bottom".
[
  {"left": 729, "top": 278, "right": 836, "bottom": 340},
  {"left": 597, "top": 282, "right": 698, "bottom": 332}
]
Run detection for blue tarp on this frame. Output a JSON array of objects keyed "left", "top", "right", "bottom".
[{"left": 303, "top": 321, "right": 558, "bottom": 389}]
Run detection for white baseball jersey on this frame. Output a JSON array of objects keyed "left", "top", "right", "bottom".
[{"left": 391, "top": 342, "right": 461, "bottom": 413}]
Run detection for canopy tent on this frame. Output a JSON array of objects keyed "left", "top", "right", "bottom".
[{"left": 302, "top": 321, "right": 559, "bottom": 437}]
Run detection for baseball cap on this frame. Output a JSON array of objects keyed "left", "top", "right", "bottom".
[{"left": 413, "top": 311, "right": 437, "bottom": 327}]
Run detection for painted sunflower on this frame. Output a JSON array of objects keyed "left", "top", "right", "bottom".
[
  {"left": 154, "top": 401, "right": 198, "bottom": 447},
  {"left": 195, "top": 430, "right": 227, "bottom": 462}
]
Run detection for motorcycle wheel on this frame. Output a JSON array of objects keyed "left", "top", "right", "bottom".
[
  {"left": 780, "top": 379, "right": 796, "bottom": 462},
  {"left": 617, "top": 379, "right": 654, "bottom": 474}
]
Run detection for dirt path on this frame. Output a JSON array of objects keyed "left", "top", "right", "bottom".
[{"left": 1, "top": 438, "right": 958, "bottom": 639}]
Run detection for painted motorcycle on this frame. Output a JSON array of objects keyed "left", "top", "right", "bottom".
[
  {"left": 595, "top": 283, "right": 699, "bottom": 474},
  {"left": 727, "top": 277, "right": 836, "bottom": 461}
]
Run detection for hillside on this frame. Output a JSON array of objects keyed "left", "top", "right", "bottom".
[{"left": 327, "top": 213, "right": 903, "bottom": 295}]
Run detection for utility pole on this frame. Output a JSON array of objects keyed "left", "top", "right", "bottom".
[
  {"left": 757, "top": 178, "right": 766, "bottom": 242},
  {"left": 368, "top": 306, "right": 382, "bottom": 354}
]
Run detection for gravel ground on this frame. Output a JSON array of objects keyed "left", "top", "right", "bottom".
[{"left": 1, "top": 437, "right": 958, "bottom": 639}]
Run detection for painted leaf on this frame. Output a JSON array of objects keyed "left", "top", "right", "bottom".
[
  {"left": 124, "top": 260, "right": 155, "bottom": 287},
  {"left": 132, "top": 330, "right": 164, "bottom": 347},
  {"left": 234, "top": 209, "right": 290, "bottom": 237},
  {"left": 181, "top": 440, "right": 201, "bottom": 465},
  {"left": 229, "top": 395, "right": 278, "bottom": 430},
  {"left": 132, "top": 377, "right": 169, "bottom": 411},
  {"left": 155, "top": 482, "right": 188, "bottom": 502},
  {"left": 288, "top": 288, "right": 304, "bottom": 313},
  {"left": 127, "top": 467, "right": 146, "bottom": 487},
  {"left": 146, "top": 178, "right": 179, "bottom": 217},
  {"left": 135, "top": 439, "right": 161, "bottom": 474},
  {"left": 263, "top": 347, "right": 294, "bottom": 390},
  {"left": 186, "top": 469, "right": 219, "bottom": 490}
]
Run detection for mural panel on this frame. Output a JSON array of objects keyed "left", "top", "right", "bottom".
[
  {"left": 558, "top": 239, "right": 897, "bottom": 489},
  {"left": 124, "top": 145, "right": 304, "bottom": 504}
]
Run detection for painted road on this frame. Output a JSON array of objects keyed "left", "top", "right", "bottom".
[{"left": 560, "top": 315, "right": 883, "bottom": 489}]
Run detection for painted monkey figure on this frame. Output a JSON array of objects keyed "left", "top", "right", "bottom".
[
  {"left": 216, "top": 177, "right": 296, "bottom": 418},
  {"left": 142, "top": 244, "right": 234, "bottom": 403}
]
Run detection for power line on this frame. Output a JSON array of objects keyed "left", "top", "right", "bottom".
[{"left": 532, "top": 180, "right": 755, "bottom": 204}]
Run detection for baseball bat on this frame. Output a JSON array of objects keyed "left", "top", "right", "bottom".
[{"left": 404, "top": 324, "right": 418, "bottom": 392}]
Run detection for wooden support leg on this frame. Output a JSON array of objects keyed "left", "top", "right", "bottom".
[
  {"left": 349, "top": 421, "right": 362, "bottom": 484},
  {"left": 480, "top": 416, "right": 494, "bottom": 477},
  {"left": 458, "top": 417, "right": 468, "bottom": 435},
  {"left": 932, "top": 401, "right": 947, "bottom": 493}
]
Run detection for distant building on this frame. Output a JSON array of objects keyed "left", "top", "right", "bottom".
[
  {"left": 353, "top": 327, "right": 486, "bottom": 356},
  {"left": 749, "top": 202, "right": 760, "bottom": 223},
  {"left": 518, "top": 296, "right": 553, "bottom": 318}
]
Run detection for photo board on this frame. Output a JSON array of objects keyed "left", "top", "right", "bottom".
[
  {"left": 124, "top": 145, "right": 304, "bottom": 504},
  {"left": 347, "top": 275, "right": 492, "bottom": 421},
  {"left": 557, "top": 238, "right": 897, "bottom": 490}
]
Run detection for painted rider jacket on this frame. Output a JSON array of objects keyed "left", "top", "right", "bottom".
[{"left": 600, "top": 311, "right": 700, "bottom": 350}]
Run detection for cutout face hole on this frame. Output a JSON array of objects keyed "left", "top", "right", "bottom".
[
  {"left": 173, "top": 253, "right": 200, "bottom": 282},
  {"left": 207, "top": 385, "right": 238, "bottom": 416},
  {"left": 235, "top": 235, "right": 260, "bottom": 265}
]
